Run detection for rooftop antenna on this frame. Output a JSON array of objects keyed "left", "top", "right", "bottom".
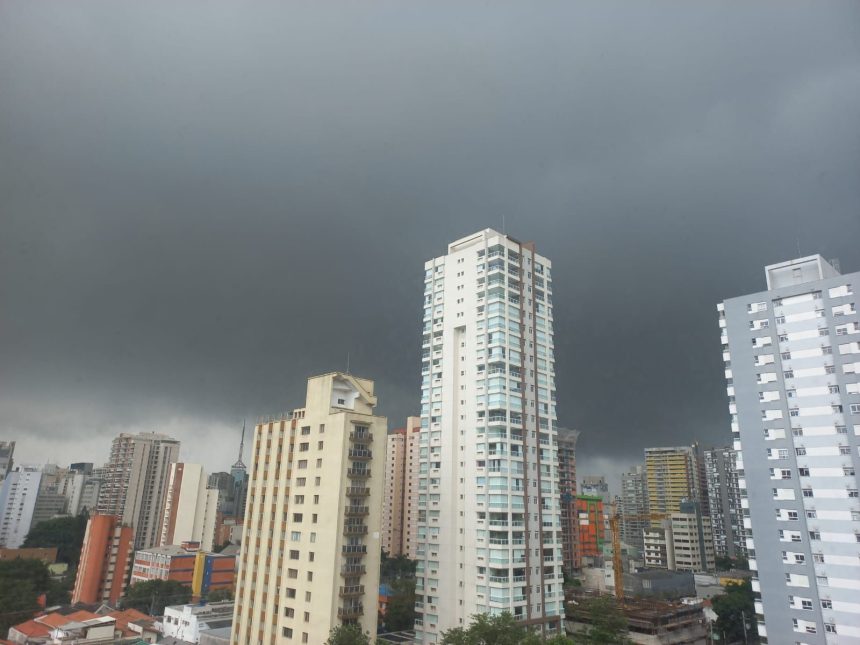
[{"left": 346, "top": 351, "right": 350, "bottom": 375}]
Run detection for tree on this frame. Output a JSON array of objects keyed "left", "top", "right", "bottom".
[
  {"left": 379, "top": 550, "right": 417, "bottom": 583},
  {"left": 440, "top": 612, "right": 574, "bottom": 644},
  {"left": 206, "top": 588, "right": 234, "bottom": 602},
  {"left": 121, "top": 579, "right": 191, "bottom": 615},
  {"left": 384, "top": 576, "right": 415, "bottom": 631},
  {"left": 325, "top": 623, "right": 372, "bottom": 645},
  {"left": 0, "top": 559, "right": 52, "bottom": 635},
  {"left": 571, "top": 596, "right": 631, "bottom": 644},
  {"left": 23, "top": 512, "right": 89, "bottom": 566},
  {"left": 713, "top": 580, "right": 757, "bottom": 644}
]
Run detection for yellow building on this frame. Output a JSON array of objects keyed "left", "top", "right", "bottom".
[
  {"left": 644, "top": 446, "right": 703, "bottom": 525},
  {"left": 232, "top": 373, "right": 386, "bottom": 644}
]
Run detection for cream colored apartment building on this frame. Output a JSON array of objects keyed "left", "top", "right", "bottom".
[
  {"left": 381, "top": 416, "right": 421, "bottom": 558},
  {"left": 232, "top": 373, "right": 386, "bottom": 644}
]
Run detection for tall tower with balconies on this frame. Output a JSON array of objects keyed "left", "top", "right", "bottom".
[
  {"left": 719, "top": 255, "right": 860, "bottom": 643},
  {"left": 232, "top": 373, "right": 386, "bottom": 644},
  {"left": 414, "top": 229, "right": 563, "bottom": 642}
]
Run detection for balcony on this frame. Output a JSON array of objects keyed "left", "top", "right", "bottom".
[
  {"left": 338, "top": 604, "right": 364, "bottom": 619},
  {"left": 350, "top": 431, "right": 373, "bottom": 442},
  {"left": 341, "top": 564, "right": 366, "bottom": 576},
  {"left": 347, "top": 468, "right": 371, "bottom": 479},
  {"left": 339, "top": 585, "right": 365, "bottom": 597},
  {"left": 348, "top": 449, "right": 372, "bottom": 460},
  {"left": 344, "top": 525, "right": 368, "bottom": 536},
  {"left": 344, "top": 506, "right": 369, "bottom": 516},
  {"left": 342, "top": 544, "right": 368, "bottom": 555},
  {"left": 346, "top": 487, "right": 370, "bottom": 497}
]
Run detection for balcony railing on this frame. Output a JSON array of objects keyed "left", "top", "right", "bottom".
[
  {"left": 346, "top": 487, "right": 370, "bottom": 497},
  {"left": 343, "top": 544, "right": 368, "bottom": 554},
  {"left": 347, "top": 468, "right": 371, "bottom": 479},
  {"left": 344, "top": 506, "right": 369, "bottom": 516},
  {"left": 344, "top": 525, "right": 368, "bottom": 536},
  {"left": 338, "top": 604, "right": 364, "bottom": 619},
  {"left": 339, "top": 585, "right": 365, "bottom": 597},
  {"left": 348, "top": 449, "right": 372, "bottom": 460},
  {"left": 349, "top": 431, "right": 373, "bottom": 442},
  {"left": 341, "top": 564, "right": 366, "bottom": 575}
]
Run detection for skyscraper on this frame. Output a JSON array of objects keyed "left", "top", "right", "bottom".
[
  {"left": 719, "top": 255, "right": 860, "bottom": 643},
  {"left": 97, "top": 432, "right": 180, "bottom": 550},
  {"left": 620, "top": 465, "right": 649, "bottom": 553},
  {"left": 0, "top": 441, "right": 15, "bottom": 483},
  {"left": 160, "top": 463, "right": 220, "bottom": 551},
  {"left": 703, "top": 447, "right": 746, "bottom": 560},
  {"left": 644, "top": 446, "right": 702, "bottom": 521},
  {"left": 557, "top": 428, "right": 580, "bottom": 573},
  {"left": 0, "top": 466, "right": 42, "bottom": 548},
  {"left": 381, "top": 417, "right": 421, "bottom": 558},
  {"left": 232, "top": 373, "right": 386, "bottom": 644},
  {"left": 414, "top": 229, "right": 563, "bottom": 642}
]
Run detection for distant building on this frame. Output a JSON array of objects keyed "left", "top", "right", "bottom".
[
  {"left": 575, "top": 495, "right": 605, "bottom": 562},
  {"left": 131, "top": 542, "right": 200, "bottom": 587},
  {"left": 703, "top": 447, "right": 745, "bottom": 560},
  {"left": 232, "top": 373, "right": 386, "bottom": 644},
  {"left": 644, "top": 446, "right": 707, "bottom": 524},
  {"left": 557, "top": 428, "right": 580, "bottom": 573},
  {"left": 620, "top": 465, "right": 648, "bottom": 552},
  {"left": 160, "top": 463, "right": 220, "bottom": 552},
  {"left": 162, "top": 602, "right": 234, "bottom": 644},
  {"left": 97, "top": 432, "right": 180, "bottom": 550},
  {"left": 0, "top": 441, "right": 15, "bottom": 482},
  {"left": 0, "top": 546, "right": 57, "bottom": 564},
  {"left": 643, "top": 501, "right": 715, "bottom": 573},
  {"left": 580, "top": 475, "right": 610, "bottom": 505},
  {"left": 7, "top": 607, "right": 157, "bottom": 644},
  {"left": 0, "top": 466, "right": 43, "bottom": 548},
  {"left": 381, "top": 417, "right": 420, "bottom": 557},
  {"left": 72, "top": 514, "right": 134, "bottom": 605}
]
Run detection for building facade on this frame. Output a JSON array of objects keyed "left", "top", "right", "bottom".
[
  {"left": 0, "top": 467, "right": 42, "bottom": 548},
  {"left": 381, "top": 417, "right": 421, "bottom": 558},
  {"left": 642, "top": 502, "right": 715, "bottom": 573},
  {"left": 131, "top": 543, "right": 199, "bottom": 587},
  {"left": 574, "top": 495, "right": 605, "bottom": 561},
  {"left": 644, "top": 446, "right": 704, "bottom": 522},
  {"left": 720, "top": 255, "right": 860, "bottom": 643},
  {"left": 580, "top": 475, "right": 610, "bottom": 505},
  {"left": 160, "top": 463, "right": 220, "bottom": 552},
  {"left": 620, "top": 465, "right": 649, "bottom": 553},
  {"left": 97, "top": 432, "right": 180, "bottom": 550},
  {"left": 414, "top": 230, "right": 564, "bottom": 642},
  {"left": 0, "top": 441, "right": 15, "bottom": 483},
  {"left": 703, "top": 447, "right": 746, "bottom": 560},
  {"left": 232, "top": 373, "right": 386, "bottom": 644},
  {"left": 557, "top": 428, "right": 580, "bottom": 573},
  {"left": 72, "top": 514, "right": 134, "bottom": 605}
]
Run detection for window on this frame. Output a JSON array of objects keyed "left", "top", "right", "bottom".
[
  {"left": 784, "top": 369, "right": 794, "bottom": 379},
  {"left": 304, "top": 612, "right": 310, "bottom": 622},
  {"left": 825, "top": 624, "right": 837, "bottom": 634},
  {"left": 316, "top": 458, "right": 322, "bottom": 467},
  {"left": 829, "top": 384, "right": 840, "bottom": 393},
  {"left": 289, "top": 550, "right": 300, "bottom": 560},
  {"left": 284, "top": 607, "right": 294, "bottom": 617},
  {"left": 294, "top": 495, "right": 304, "bottom": 504},
  {"left": 318, "top": 441, "right": 324, "bottom": 449},
  {"left": 813, "top": 553, "right": 825, "bottom": 563},
  {"left": 796, "top": 447, "right": 806, "bottom": 456},
  {"left": 801, "top": 599, "right": 813, "bottom": 610},
  {"left": 283, "top": 628, "right": 293, "bottom": 638},
  {"left": 307, "top": 570, "right": 313, "bottom": 579},
  {"left": 799, "top": 467, "right": 810, "bottom": 476},
  {"left": 288, "top": 568, "right": 298, "bottom": 578},
  {"left": 299, "top": 442, "right": 309, "bottom": 452},
  {"left": 297, "top": 460, "right": 308, "bottom": 469},
  {"left": 851, "top": 403, "right": 860, "bottom": 414},
  {"left": 821, "top": 599, "right": 832, "bottom": 609},
  {"left": 286, "top": 587, "right": 296, "bottom": 598},
  {"left": 845, "top": 467, "right": 856, "bottom": 476},
  {"left": 291, "top": 531, "right": 301, "bottom": 541},
  {"left": 849, "top": 489, "right": 859, "bottom": 498},
  {"left": 301, "top": 426, "right": 311, "bottom": 435},
  {"left": 305, "top": 591, "right": 312, "bottom": 601},
  {"left": 296, "top": 477, "right": 306, "bottom": 486},
  {"left": 293, "top": 513, "right": 303, "bottom": 522},
  {"left": 809, "top": 531, "right": 821, "bottom": 541}
]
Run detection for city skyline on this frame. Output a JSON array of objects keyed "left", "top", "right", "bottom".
[{"left": 2, "top": 3, "right": 859, "bottom": 483}]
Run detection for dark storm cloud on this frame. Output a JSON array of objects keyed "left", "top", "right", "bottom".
[{"left": 2, "top": 1, "right": 859, "bottom": 474}]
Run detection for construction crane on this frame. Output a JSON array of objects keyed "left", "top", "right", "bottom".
[{"left": 608, "top": 501, "right": 667, "bottom": 602}]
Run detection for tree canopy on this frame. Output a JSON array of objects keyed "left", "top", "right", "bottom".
[
  {"left": 206, "top": 588, "right": 234, "bottom": 602},
  {"left": 383, "top": 576, "right": 415, "bottom": 632},
  {"left": 712, "top": 580, "right": 757, "bottom": 644},
  {"left": 121, "top": 579, "right": 191, "bottom": 615},
  {"left": 440, "top": 612, "right": 574, "bottom": 645},
  {"left": 0, "top": 559, "right": 53, "bottom": 635},
  {"left": 23, "top": 512, "right": 89, "bottom": 566},
  {"left": 325, "top": 623, "right": 372, "bottom": 645},
  {"left": 379, "top": 550, "right": 417, "bottom": 583}
]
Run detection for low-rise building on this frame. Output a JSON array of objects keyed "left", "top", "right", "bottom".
[
  {"left": 0, "top": 546, "right": 57, "bottom": 564},
  {"left": 131, "top": 543, "right": 235, "bottom": 597},
  {"left": 162, "top": 602, "right": 233, "bottom": 644},
  {"left": 7, "top": 607, "right": 157, "bottom": 644}
]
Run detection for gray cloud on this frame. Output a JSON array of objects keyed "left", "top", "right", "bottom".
[{"left": 2, "top": 1, "right": 859, "bottom": 472}]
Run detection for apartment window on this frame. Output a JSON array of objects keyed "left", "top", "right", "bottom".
[
  {"left": 293, "top": 513, "right": 303, "bottom": 522},
  {"left": 296, "top": 477, "right": 306, "bottom": 486},
  {"left": 813, "top": 553, "right": 824, "bottom": 563},
  {"left": 798, "top": 467, "right": 810, "bottom": 476},
  {"left": 782, "top": 352, "right": 792, "bottom": 360},
  {"left": 291, "top": 531, "right": 301, "bottom": 541},
  {"left": 289, "top": 550, "right": 299, "bottom": 560},
  {"left": 836, "top": 425, "right": 848, "bottom": 434},
  {"left": 776, "top": 315, "right": 786, "bottom": 324},
  {"left": 849, "top": 489, "right": 859, "bottom": 498},
  {"left": 300, "top": 442, "right": 309, "bottom": 452},
  {"left": 795, "top": 447, "right": 806, "bottom": 456},
  {"left": 784, "top": 370, "right": 794, "bottom": 379},
  {"left": 283, "top": 628, "right": 293, "bottom": 638},
  {"left": 826, "top": 365, "right": 836, "bottom": 374},
  {"left": 286, "top": 588, "right": 296, "bottom": 598},
  {"left": 316, "top": 458, "right": 322, "bottom": 467},
  {"left": 305, "top": 591, "right": 312, "bottom": 601},
  {"left": 315, "top": 477, "right": 321, "bottom": 486},
  {"left": 302, "top": 634, "right": 309, "bottom": 643},
  {"left": 301, "top": 426, "right": 311, "bottom": 435},
  {"left": 307, "top": 569, "right": 313, "bottom": 579},
  {"left": 297, "top": 460, "right": 308, "bottom": 469},
  {"left": 809, "top": 531, "right": 821, "bottom": 541},
  {"left": 801, "top": 599, "right": 813, "bottom": 610},
  {"left": 802, "top": 488, "right": 814, "bottom": 498},
  {"left": 845, "top": 467, "right": 856, "bottom": 476},
  {"left": 304, "top": 612, "right": 310, "bottom": 622},
  {"left": 825, "top": 624, "right": 837, "bottom": 634},
  {"left": 313, "top": 495, "right": 319, "bottom": 504},
  {"left": 284, "top": 607, "right": 294, "bottom": 617},
  {"left": 851, "top": 403, "right": 860, "bottom": 414},
  {"left": 288, "top": 568, "right": 298, "bottom": 578},
  {"left": 310, "top": 532, "right": 316, "bottom": 543},
  {"left": 294, "top": 495, "right": 304, "bottom": 504},
  {"left": 840, "top": 445, "right": 851, "bottom": 455},
  {"left": 821, "top": 599, "right": 832, "bottom": 609},
  {"left": 787, "top": 510, "right": 799, "bottom": 521},
  {"left": 312, "top": 513, "right": 318, "bottom": 523},
  {"left": 318, "top": 441, "right": 324, "bottom": 450}
]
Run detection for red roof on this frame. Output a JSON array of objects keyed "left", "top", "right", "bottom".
[
  {"left": 9, "top": 620, "right": 51, "bottom": 638},
  {"left": 107, "top": 608, "right": 153, "bottom": 634},
  {"left": 37, "top": 610, "right": 99, "bottom": 628}
]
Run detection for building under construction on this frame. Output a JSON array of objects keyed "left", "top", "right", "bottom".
[{"left": 565, "top": 591, "right": 708, "bottom": 645}]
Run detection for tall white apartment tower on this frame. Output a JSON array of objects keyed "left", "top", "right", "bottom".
[
  {"left": 719, "top": 255, "right": 860, "bottom": 643},
  {"left": 414, "top": 229, "right": 563, "bottom": 642}
]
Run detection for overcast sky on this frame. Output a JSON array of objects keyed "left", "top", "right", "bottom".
[{"left": 1, "top": 1, "right": 859, "bottom": 489}]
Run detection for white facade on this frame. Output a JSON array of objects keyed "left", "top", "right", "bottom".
[
  {"left": 163, "top": 602, "right": 234, "bottom": 643},
  {"left": 159, "top": 463, "right": 219, "bottom": 552},
  {"left": 720, "top": 255, "right": 860, "bottom": 643},
  {"left": 0, "top": 467, "right": 42, "bottom": 548},
  {"left": 414, "top": 229, "right": 563, "bottom": 642}
]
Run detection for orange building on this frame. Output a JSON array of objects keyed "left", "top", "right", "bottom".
[
  {"left": 72, "top": 514, "right": 134, "bottom": 605},
  {"left": 575, "top": 495, "right": 605, "bottom": 560},
  {"left": 0, "top": 546, "right": 57, "bottom": 564},
  {"left": 130, "top": 542, "right": 199, "bottom": 586}
]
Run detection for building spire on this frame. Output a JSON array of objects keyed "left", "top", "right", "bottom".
[{"left": 232, "top": 420, "right": 247, "bottom": 469}]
